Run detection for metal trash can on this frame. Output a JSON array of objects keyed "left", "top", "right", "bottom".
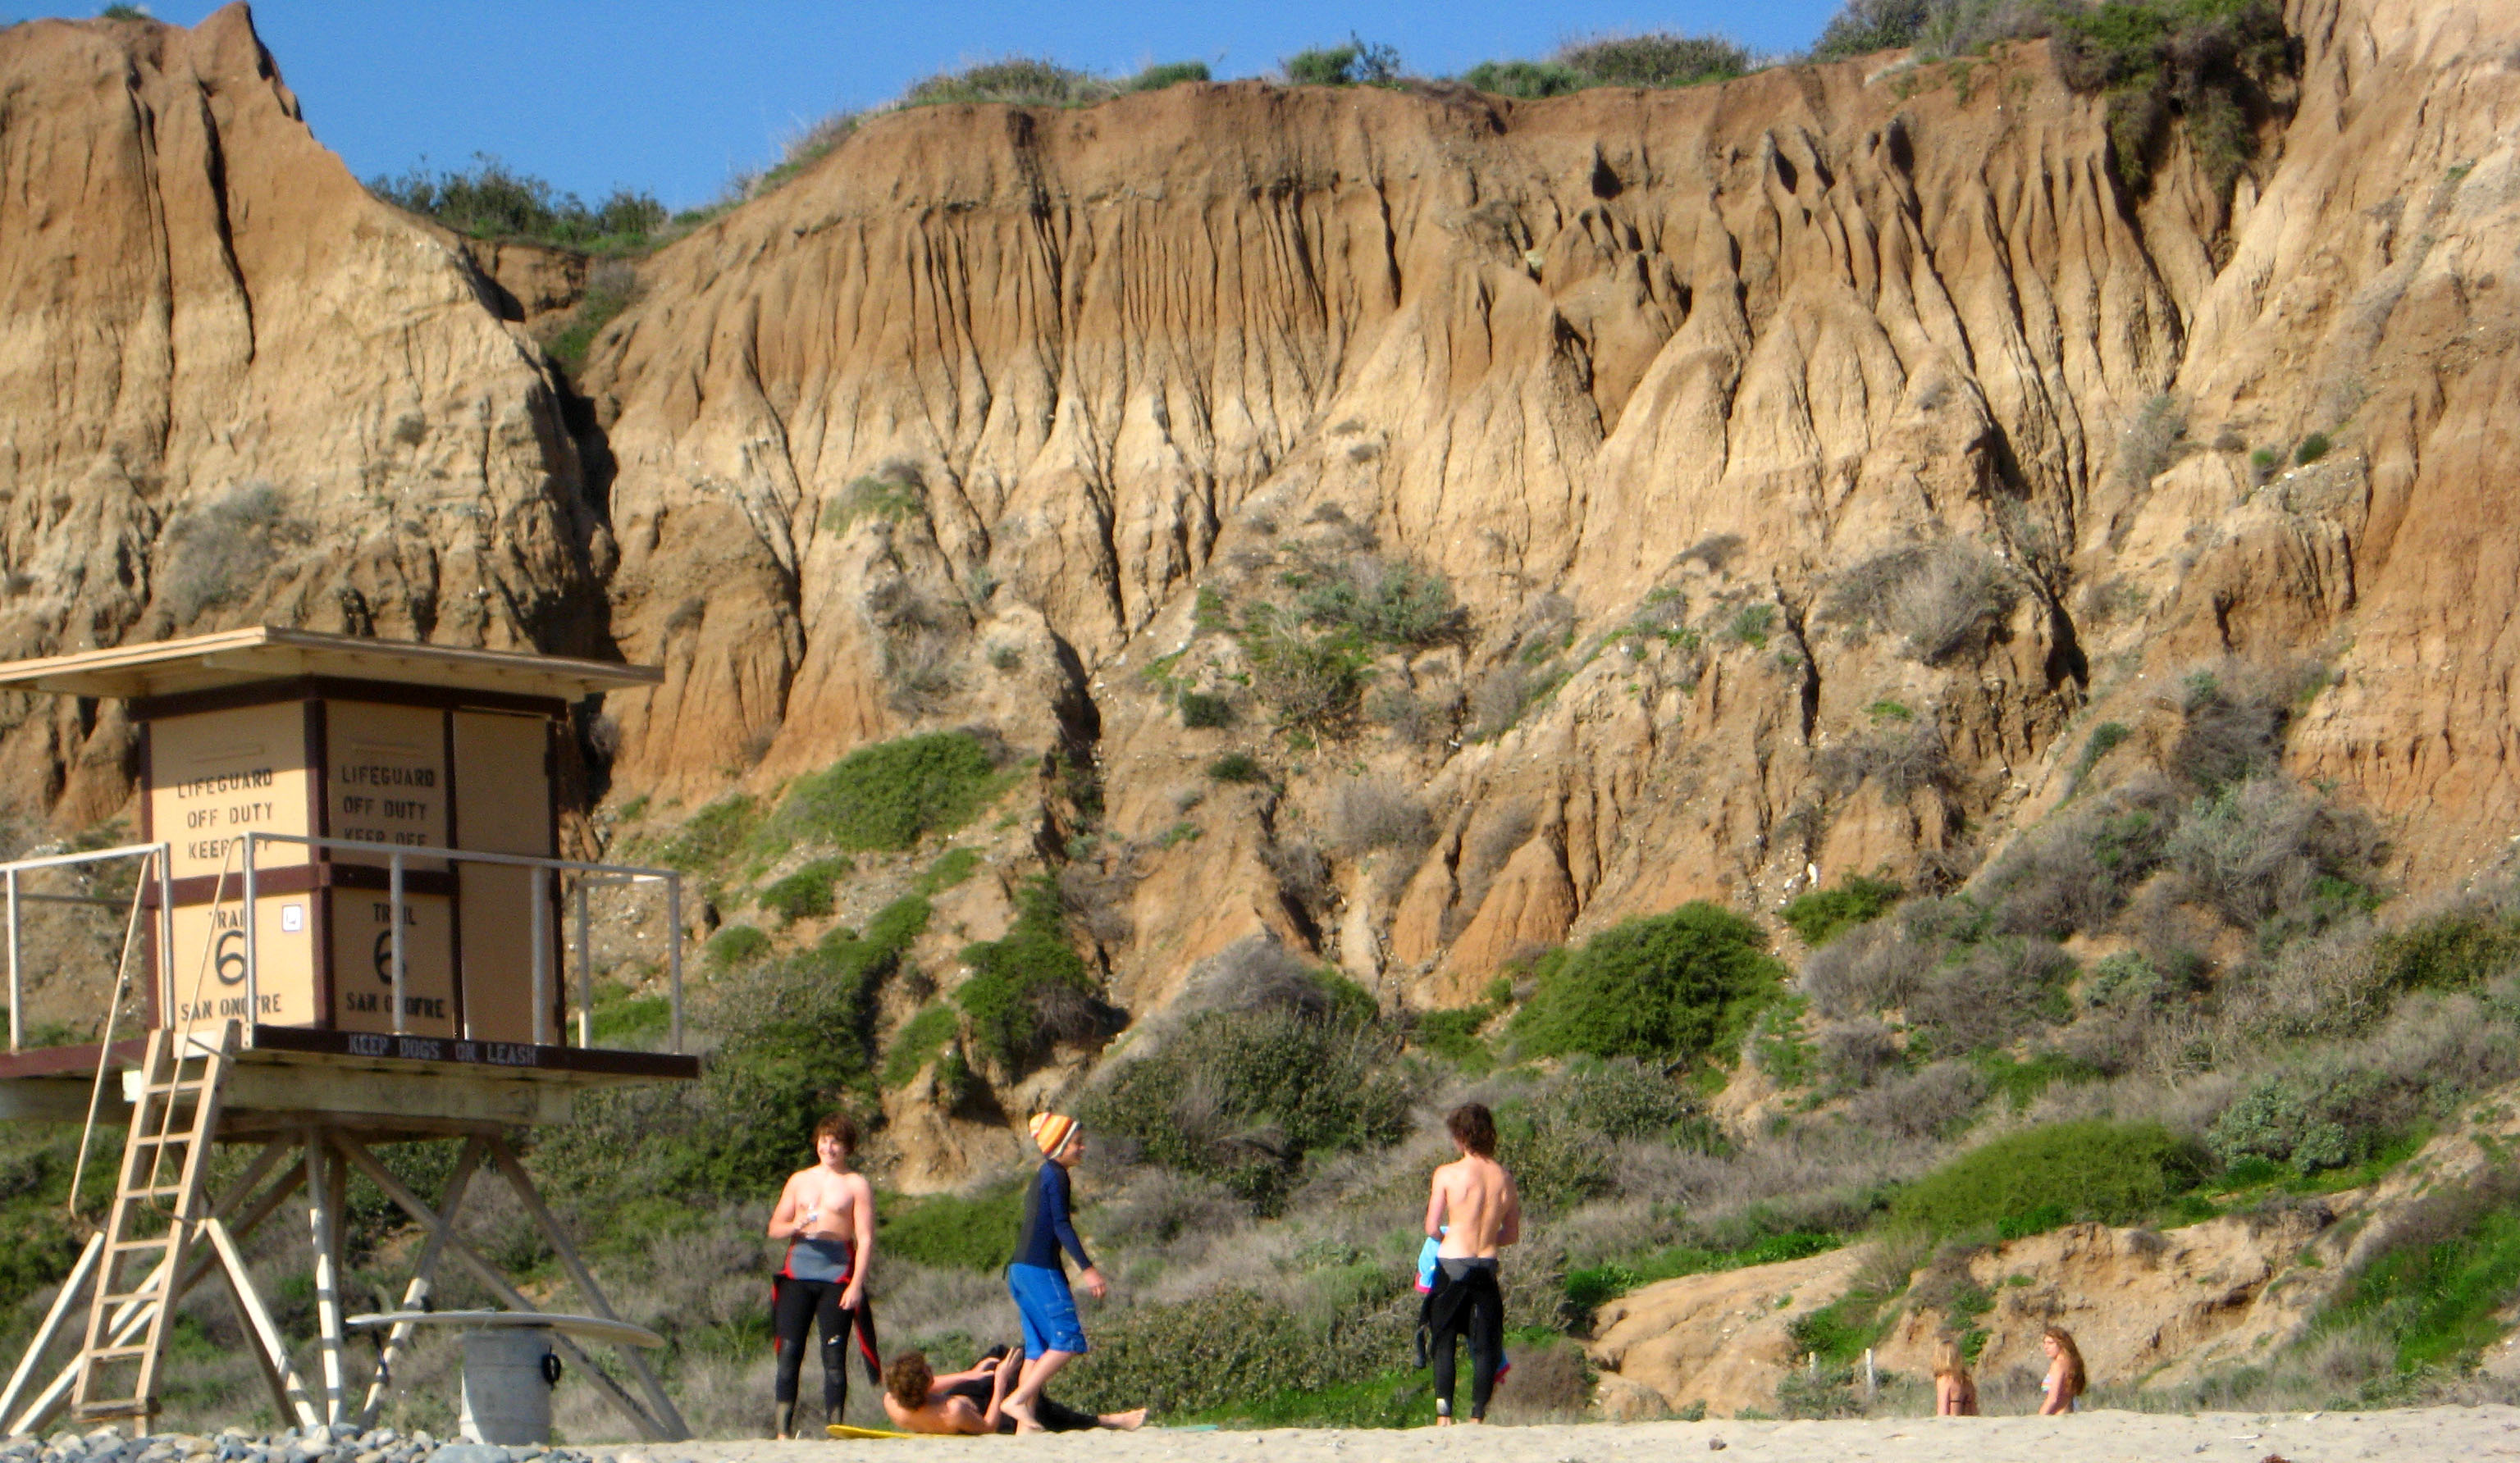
[{"left": 459, "top": 1324, "right": 559, "bottom": 1444}]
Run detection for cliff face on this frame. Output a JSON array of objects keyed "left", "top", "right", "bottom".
[
  {"left": 3, "top": 1, "right": 2517, "bottom": 1013},
  {"left": 0, "top": 6, "right": 607, "bottom": 827}
]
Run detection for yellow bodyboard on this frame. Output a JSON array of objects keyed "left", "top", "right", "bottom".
[{"left": 825, "top": 1424, "right": 920, "bottom": 1440}]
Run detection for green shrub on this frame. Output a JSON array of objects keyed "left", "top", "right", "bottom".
[
  {"left": 2048, "top": 0, "right": 2294, "bottom": 198},
  {"left": 655, "top": 794, "right": 761, "bottom": 873},
  {"left": 956, "top": 878, "right": 1098, "bottom": 1073},
  {"left": 757, "top": 857, "right": 852, "bottom": 923},
  {"left": 1973, "top": 1050, "right": 2101, "bottom": 1112},
  {"left": 1780, "top": 875, "right": 1904, "bottom": 948},
  {"left": 2296, "top": 431, "right": 2332, "bottom": 464},
  {"left": 1414, "top": 1007, "right": 1495, "bottom": 1073},
  {"left": 2321, "top": 1173, "right": 2520, "bottom": 1371},
  {"left": 2374, "top": 906, "right": 2520, "bottom": 994},
  {"left": 1285, "top": 35, "right": 1402, "bottom": 86},
  {"left": 1207, "top": 752, "right": 1267, "bottom": 783},
  {"left": 904, "top": 57, "right": 1109, "bottom": 107},
  {"left": 1811, "top": 0, "right": 1933, "bottom": 58},
  {"left": 1558, "top": 32, "right": 1748, "bottom": 87},
  {"left": 532, "top": 924, "right": 899, "bottom": 1209},
  {"left": 2207, "top": 1069, "right": 2391, "bottom": 1174},
  {"left": 1125, "top": 61, "right": 1212, "bottom": 91},
  {"left": 1064, "top": 1288, "right": 1395, "bottom": 1415},
  {"left": 1495, "top": 1109, "right": 1618, "bottom": 1215},
  {"left": 882, "top": 1003, "right": 963, "bottom": 1089},
  {"left": 543, "top": 261, "right": 640, "bottom": 373},
  {"left": 2251, "top": 445, "right": 2281, "bottom": 478},
  {"left": 1179, "top": 691, "right": 1234, "bottom": 728},
  {"left": 2067, "top": 721, "right": 2133, "bottom": 794},
  {"left": 1890, "top": 1120, "right": 2211, "bottom": 1237},
  {"left": 1462, "top": 60, "right": 1586, "bottom": 98},
  {"left": 1289, "top": 558, "right": 1463, "bottom": 648},
  {"left": 705, "top": 924, "right": 770, "bottom": 969},
  {"left": 769, "top": 732, "right": 1003, "bottom": 851},
  {"left": 911, "top": 846, "right": 983, "bottom": 897},
  {"left": 1242, "top": 620, "right": 1372, "bottom": 737},
  {"left": 1085, "top": 1003, "right": 1410, "bottom": 1213},
  {"left": 820, "top": 463, "right": 929, "bottom": 533},
  {"left": 1178, "top": 1367, "right": 1433, "bottom": 1429},
  {"left": 368, "top": 154, "right": 664, "bottom": 252},
  {"left": 1511, "top": 904, "right": 1785, "bottom": 1068},
  {"left": 879, "top": 1182, "right": 1024, "bottom": 1272},
  {"left": 587, "top": 979, "right": 672, "bottom": 1048},
  {"left": 1727, "top": 604, "right": 1776, "bottom": 648}
]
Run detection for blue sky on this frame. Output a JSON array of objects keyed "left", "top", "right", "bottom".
[{"left": 67, "top": 2, "right": 1847, "bottom": 211}]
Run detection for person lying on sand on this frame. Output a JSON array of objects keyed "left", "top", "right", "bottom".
[{"left": 881, "top": 1347, "right": 1145, "bottom": 1434}]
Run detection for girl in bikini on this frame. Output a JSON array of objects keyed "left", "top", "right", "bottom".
[
  {"left": 1932, "top": 1337, "right": 1979, "bottom": 1416},
  {"left": 2038, "top": 1325, "right": 2087, "bottom": 1415}
]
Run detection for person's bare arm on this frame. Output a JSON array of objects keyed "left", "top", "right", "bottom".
[
  {"left": 942, "top": 1397, "right": 988, "bottom": 1435},
  {"left": 1496, "top": 1170, "right": 1522, "bottom": 1247},
  {"left": 766, "top": 1174, "right": 805, "bottom": 1239},
  {"left": 1423, "top": 1166, "right": 1449, "bottom": 1239},
  {"left": 2037, "top": 1366, "right": 2069, "bottom": 1415},
  {"left": 983, "top": 1350, "right": 1020, "bottom": 1430},
  {"left": 841, "top": 1173, "right": 875, "bottom": 1309}
]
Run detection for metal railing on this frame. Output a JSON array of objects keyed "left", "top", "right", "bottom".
[
  {"left": 2, "top": 843, "right": 171, "bottom": 1055},
  {"left": 239, "top": 832, "right": 686, "bottom": 1054},
  {"left": 0, "top": 835, "right": 684, "bottom": 1056}
]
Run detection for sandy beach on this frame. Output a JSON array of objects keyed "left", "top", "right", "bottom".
[{"left": 611, "top": 1406, "right": 2520, "bottom": 1463}]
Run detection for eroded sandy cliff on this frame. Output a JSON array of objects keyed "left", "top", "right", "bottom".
[{"left": 2, "top": 0, "right": 2514, "bottom": 1021}]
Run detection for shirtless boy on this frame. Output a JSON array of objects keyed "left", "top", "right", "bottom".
[
  {"left": 765, "top": 1112, "right": 876, "bottom": 1438},
  {"left": 880, "top": 1347, "right": 1145, "bottom": 1435},
  {"left": 1421, "top": 1102, "right": 1520, "bottom": 1425}
]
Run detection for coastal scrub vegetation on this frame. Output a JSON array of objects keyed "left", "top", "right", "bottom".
[
  {"left": 1463, "top": 32, "right": 1751, "bottom": 98},
  {"left": 368, "top": 154, "right": 666, "bottom": 253},
  {"left": 1806, "top": 0, "right": 2298, "bottom": 202}
]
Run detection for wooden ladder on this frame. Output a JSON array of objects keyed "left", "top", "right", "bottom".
[{"left": 69, "top": 1022, "right": 235, "bottom": 1425}]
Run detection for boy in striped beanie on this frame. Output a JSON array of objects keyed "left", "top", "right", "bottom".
[{"left": 1002, "top": 1112, "right": 1107, "bottom": 1433}]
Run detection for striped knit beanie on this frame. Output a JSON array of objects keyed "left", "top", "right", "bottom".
[{"left": 1029, "top": 1111, "right": 1079, "bottom": 1158}]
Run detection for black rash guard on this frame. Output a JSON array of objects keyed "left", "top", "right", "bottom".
[{"left": 1011, "top": 1160, "right": 1093, "bottom": 1272}]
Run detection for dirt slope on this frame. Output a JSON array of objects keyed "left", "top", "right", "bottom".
[{"left": 1591, "top": 1083, "right": 2520, "bottom": 1417}]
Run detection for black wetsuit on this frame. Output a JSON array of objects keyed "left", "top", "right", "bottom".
[
  {"left": 938, "top": 1374, "right": 1098, "bottom": 1432},
  {"left": 773, "top": 1236, "right": 862, "bottom": 1421},
  {"left": 1420, "top": 1256, "right": 1504, "bottom": 1421}
]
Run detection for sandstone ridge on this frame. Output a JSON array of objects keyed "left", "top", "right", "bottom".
[{"left": 0, "top": 0, "right": 2515, "bottom": 1026}]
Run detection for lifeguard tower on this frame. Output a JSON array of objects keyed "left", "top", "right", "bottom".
[{"left": 0, "top": 628, "right": 698, "bottom": 1442}]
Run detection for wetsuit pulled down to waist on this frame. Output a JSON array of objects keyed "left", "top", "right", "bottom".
[
  {"left": 781, "top": 1235, "right": 855, "bottom": 1283},
  {"left": 774, "top": 1237, "right": 860, "bottom": 1420},
  {"left": 1418, "top": 1258, "right": 1504, "bottom": 1421}
]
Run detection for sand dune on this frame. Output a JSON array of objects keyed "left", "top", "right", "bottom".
[{"left": 619, "top": 1406, "right": 2520, "bottom": 1462}]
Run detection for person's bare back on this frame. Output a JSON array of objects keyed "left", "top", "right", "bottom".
[{"left": 1426, "top": 1153, "right": 1519, "bottom": 1258}]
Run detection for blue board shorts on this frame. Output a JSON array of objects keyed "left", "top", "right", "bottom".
[{"left": 1007, "top": 1262, "right": 1088, "bottom": 1358}]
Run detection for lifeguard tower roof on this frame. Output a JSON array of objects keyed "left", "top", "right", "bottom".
[{"left": 0, "top": 626, "right": 661, "bottom": 703}]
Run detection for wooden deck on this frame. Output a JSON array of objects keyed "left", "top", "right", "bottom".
[{"left": 0, "top": 1028, "right": 696, "bottom": 1133}]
